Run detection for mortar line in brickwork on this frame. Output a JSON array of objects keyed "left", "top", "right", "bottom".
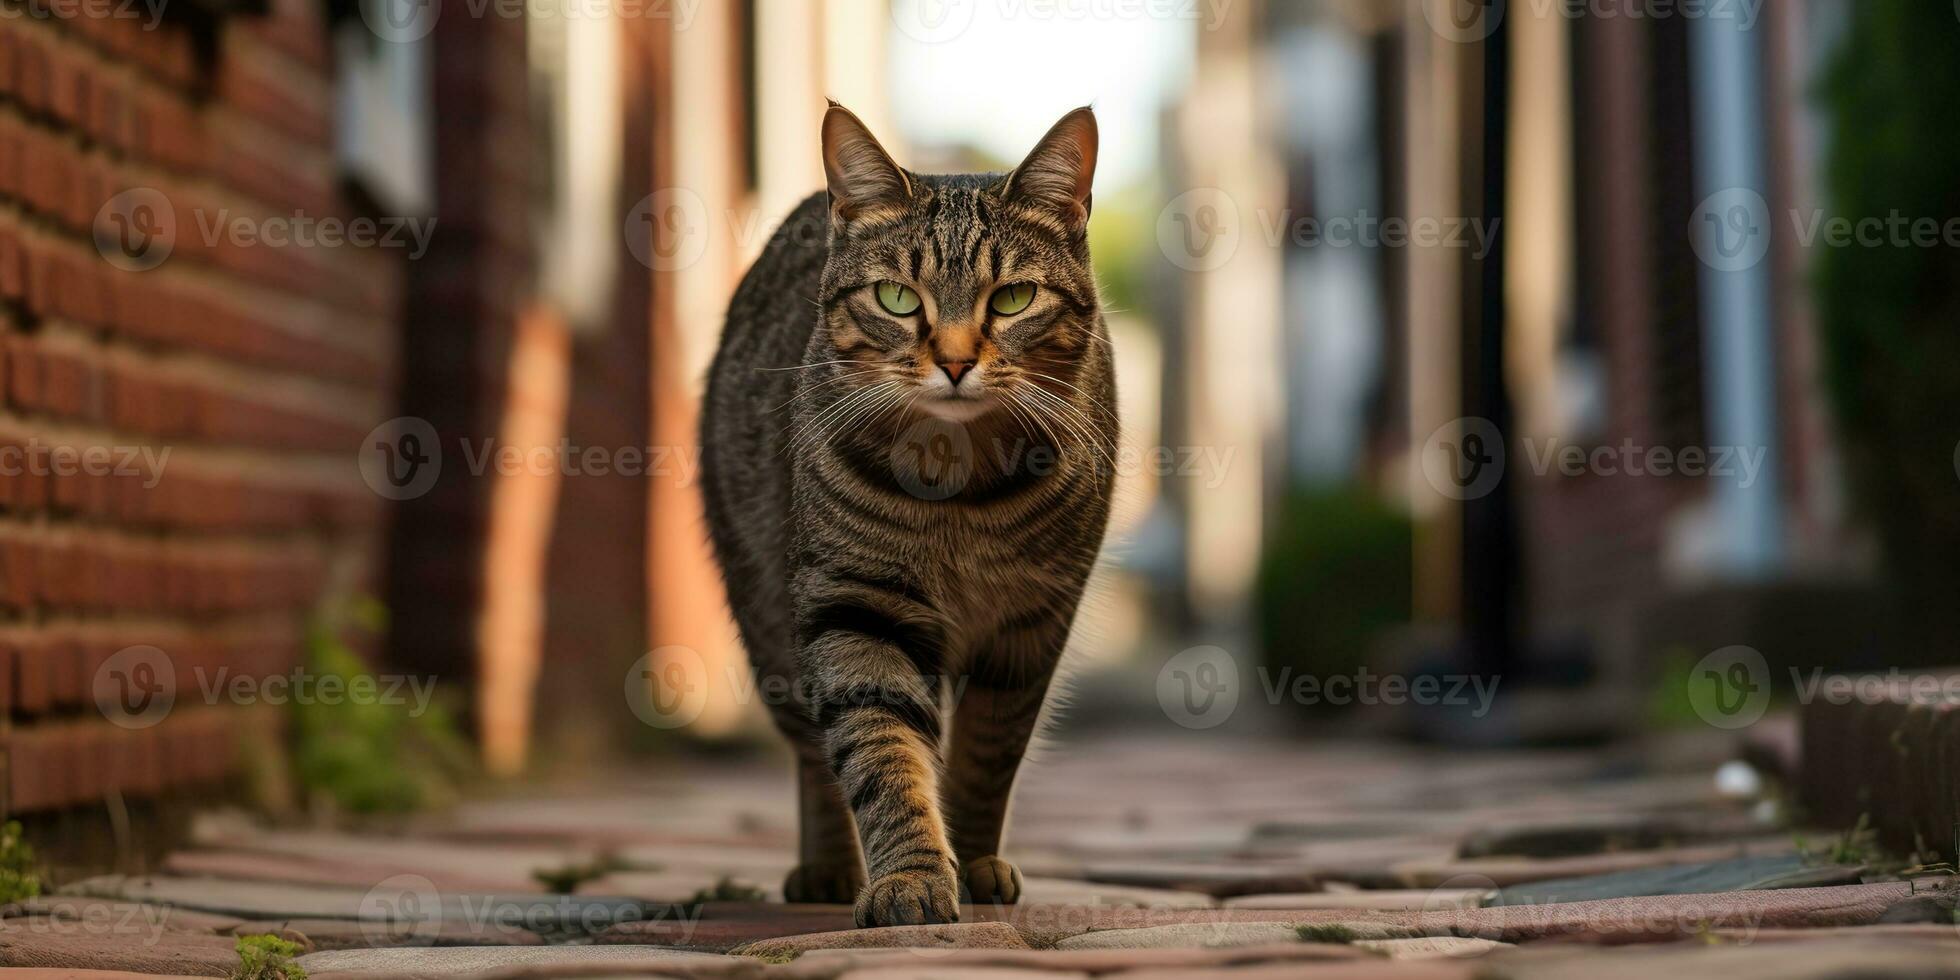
[
  {"left": 33, "top": 317, "right": 386, "bottom": 422},
  {"left": 2, "top": 111, "right": 406, "bottom": 332}
]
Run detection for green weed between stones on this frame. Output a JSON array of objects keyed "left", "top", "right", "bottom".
[
  {"left": 292, "top": 598, "right": 475, "bottom": 815},
  {"left": 0, "top": 821, "right": 40, "bottom": 903},
  {"left": 686, "top": 877, "right": 768, "bottom": 908},
  {"left": 1296, "top": 923, "right": 1359, "bottom": 943},
  {"left": 233, "top": 934, "right": 306, "bottom": 980},
  {"left": 531, "top": 853, "right": 636, "bottom": 894}
]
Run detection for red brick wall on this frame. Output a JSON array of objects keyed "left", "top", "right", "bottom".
[{"left": 0, "top": 1, "right": 400, "bottom": 812}]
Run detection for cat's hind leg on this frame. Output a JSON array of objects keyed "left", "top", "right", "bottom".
[{"left": 783, "top": 747, "right": 865, "bottom": 903}]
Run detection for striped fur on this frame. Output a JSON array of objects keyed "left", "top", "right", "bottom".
[{"left": 700, "top": 107, "right": 1113, "bottom": 927}]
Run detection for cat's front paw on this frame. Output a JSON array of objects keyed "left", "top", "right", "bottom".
[
  {"left": 784, "top": 862, "right": 864, "bottom": 904},
  {"left": 854, "top": 868, "right": 960, "bottom": 927},
  {"left": 959, "top": 855, "right": 1024, "bottom": 905}
]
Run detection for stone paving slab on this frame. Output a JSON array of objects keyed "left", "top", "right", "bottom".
[
  {"left": 165, "top": 849, "right": 541, "bottom": 896},
  {"left": 1489, "top": 853, "right": 1861, "bottom": 906},
  {"left": 0, "top": 972, "right": 221, "bottom": 980},
  {"left": 1016, "top": 878, "right": 1215, "bottom": 909},
  {"left": 790, "top": 943, "right": 1378, "bottom": 979},
  {"left": 1455, "top": 813, "right": 1761, "bottom": 859},
  {"left": 584, "top": 870, "right": 776, "bottom": 903},
  {"left": 0, "top": 920, "right": 240, "bottom": 975},
  {"left": 1100, "top": 960, "right": 1479, "bottom": 980},
  {"left": 226, "top": 917, "right": 547, "bottom": 950},
  {"left": 184, "top": 829, "right": 609, "bottom": 893},
  {"left": 1709, "top": 924, "right": 1960, "bottom": 944},
  {"left": 1, "top": 896, "right": 243, "bottom": 935},
  {"left": 1391, "top": 838, "right": 1797, "bottom": 888},
  {"left": 1075, "top": 863, "right": 1324, "bottom": 897},
  {"left": 1445, "top": 881, "right": 1919, "bottom": 944},
  {"left": 733, "top": 922, "right": 1030, "bottom": 959},
  {"left": 1353, "top": 937, "right": 1512, "bottom": 959},
  {"left": 1053, "top": 922, "right": 1323, "bottom": 950},
  {"left": 61, "top": 875, "right": 669, "bottom": 941},
  {"left": 595, "top": 903, "right": 856, "bottom": 951},
  {"left": 831, "top": 967, "right": 1090, "bottom": 980},
  {"left": 1491, "top": 937, "right": 1960, "bottom": 980},
  {"left": 1222, "top": 889, "right": 1488, "bottom": 911},
  {"left": 297, "top": 943, "right": 731, "bottom": 977}
]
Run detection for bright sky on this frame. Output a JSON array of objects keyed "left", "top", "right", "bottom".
[{"left": 886, "top": 0, "right": 1199, "bottom": 189}]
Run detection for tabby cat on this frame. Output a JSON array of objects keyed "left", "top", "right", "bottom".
[{"left": 699, "top": 104, "right": 1116, "bottom": 927}]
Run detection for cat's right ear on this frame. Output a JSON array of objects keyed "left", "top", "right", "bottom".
[{"left": 822, "top": 102, "right": 912, "bottom": 223}]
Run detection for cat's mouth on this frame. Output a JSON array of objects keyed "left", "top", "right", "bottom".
[{"left": 916, "top": 391, "right": 996, "bottom": 423}]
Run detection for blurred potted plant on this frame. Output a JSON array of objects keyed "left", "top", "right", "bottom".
[{"left": 1814, "top": 0, "right": 1960, "bottom": 649}]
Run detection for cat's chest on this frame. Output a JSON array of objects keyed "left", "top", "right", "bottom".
[{"left": 903, "top": 514, "right": 1082, "bottom": 615}]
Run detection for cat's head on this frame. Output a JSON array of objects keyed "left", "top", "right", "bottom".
[{"left": 815, "top": 103, "right": 1099, "bottom": 424}]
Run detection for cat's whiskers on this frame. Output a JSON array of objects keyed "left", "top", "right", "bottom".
[
  {"left": 1011, "top": 386, "right": 1074, "bottom": 454},
  {"left": 1022, "top": 369, "right": 1121, "bottom": 426},
  {"left": 756, "top": 359, "right": 859, "bottom": 372},
  {"left": 787, "top": 380, "right": 901, "bottom": 456},
  {"left": 769, "top": 368, "right": 887, "bottom": 414},
  {"left": 1016, "top": 382, "right": 1113, "bottom": 464}
]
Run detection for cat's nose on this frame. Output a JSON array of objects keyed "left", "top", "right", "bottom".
[{"left": 939, "top": 360, "right": 975, "bottom": 385}]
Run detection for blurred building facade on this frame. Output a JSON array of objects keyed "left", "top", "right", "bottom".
[{"left": 1220, "top": 0, "right": 1872, "bottom": 731}]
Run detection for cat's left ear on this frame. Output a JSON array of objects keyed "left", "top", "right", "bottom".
[{"left": 1003, "top": 106, "right": 1098, "bottom": 230}]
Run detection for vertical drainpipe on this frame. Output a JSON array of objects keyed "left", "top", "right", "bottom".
[{"left": 1688, "top": 9, "right": 1783, "bottom": 576}]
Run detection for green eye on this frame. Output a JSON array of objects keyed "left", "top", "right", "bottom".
[
  {"left": 989, "top": 283, "right": 1035, "bottom": 316},
  {"left": 876, "top": 281, "right": 921, "bottom": 315}
]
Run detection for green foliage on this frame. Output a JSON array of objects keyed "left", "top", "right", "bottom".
[
  {"left": 1255, "top": 489, "right": 1413, "bottom": 693},
  {"left": 1813, "top": 0, "right": 1960, "bottom": 635},
  {"left": 291, "top": 598, "right": 473, "bottom": 815},
  {"left": 685, "top": 876, "right": 767, "bottom": 907},
  {"left": 1648, "top": 647, "right": 1719, "bottom": 730},
  {"left": 0, "top": 821, "right": 40, "bottom": 903},
  {"left": 1085, "top": 183, "right": 1155, "bottom": 317},
  {"left": 531, "top": 854, "right": 631, "bottom": 895},
  {"left": 233, "top": 934, "right": 306, "bottom": 980},
  {"left": 1296, "top": 923, "right": 1359, "bottom": 943}
]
